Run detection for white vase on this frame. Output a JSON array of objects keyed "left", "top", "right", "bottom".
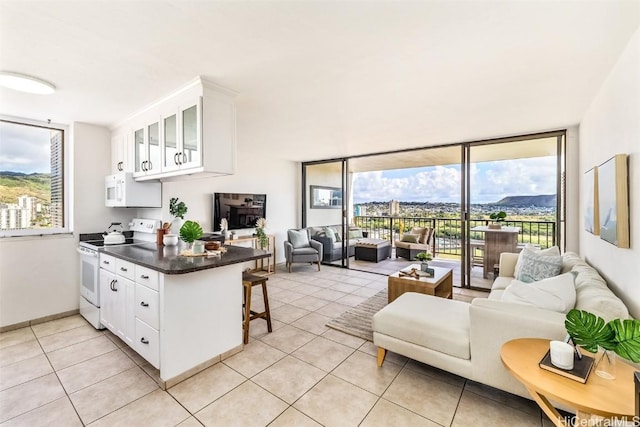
[{"left": 170, "top": 218, "right": 184, "bottom": 235}]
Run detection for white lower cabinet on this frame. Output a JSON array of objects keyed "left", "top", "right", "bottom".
[
  {"left": 99, "top": 268, "right": 134, "bottom": 343},
  {"left": 100, "top": 255, "right": 159, "bottom": 367},
  {"left": 135, "top": 318, "right": 160, "bottom": 368}
]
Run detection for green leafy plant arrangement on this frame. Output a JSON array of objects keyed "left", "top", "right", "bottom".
[
  {"left": 564, "top": 309, "right": 640, "bottom": 363},
  {"left": 415, "top": 252, "right": 432, "bottom": 262},
  {"left": 255, "top": 217, "right": 268, "bottom": 250},
  {"left": 179, "top": 220, "right": 203, "bottom": 244},
  {"left": 169, "top": 197, "right": 188, "bottom": 219},
  {"left": 489, "top": 211, "right": 507, "bottom": 222}
]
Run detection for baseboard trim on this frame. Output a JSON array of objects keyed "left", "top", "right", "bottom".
[{"left": 0, "top": 309, "right": 80, "bottom": 333}]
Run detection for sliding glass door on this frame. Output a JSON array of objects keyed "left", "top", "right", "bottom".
[
  {"left": 301, "top": 131, "right": 566, "bottom": 290},
  {"left": 462, "top": 132, "right": 566, "bottom": 289}
]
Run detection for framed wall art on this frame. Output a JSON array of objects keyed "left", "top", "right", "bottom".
[
  {"left": 310, "top": 185, "right": 342, "bottom": 209},
  {"left": 597, "top": 154, "right": 629, "bottom": 248},
  {"left": 583, "top": 167, "right": 599, "bottom": 235}
]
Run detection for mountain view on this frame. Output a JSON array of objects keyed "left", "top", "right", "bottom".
[{"left": 0, "top": 171, "right": 51, "bottom": 204}]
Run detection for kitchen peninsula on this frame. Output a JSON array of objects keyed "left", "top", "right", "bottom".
[{"left": 99, "top": 243, "right": 270, "bottom": 388}]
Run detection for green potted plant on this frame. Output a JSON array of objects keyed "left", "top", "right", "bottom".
[
  {"left": 255, "top": 217, "right": 268, "bottom": 250},
  {"left": 169, "top": 197, "right": 188, "bottom": 234},
  {"left": 565, "top": 309, "right": 640, "bottom": 379},
  {"left": 488, "top": 211, "right": 507, "bottom": 229},
  {"left": 415, "top": 251, "right": 433, "bottom": 272},
  {"left": 179, "top": 220, "right": 203, "bottom": 248}
]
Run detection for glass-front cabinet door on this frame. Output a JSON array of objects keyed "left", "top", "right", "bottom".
[
  {"left": 133, "top": 126, "right": 146, "bottom": 176},
  {"left": 163, "top": 113, "right": 178, "bottom": 171},
  {"left": 147, "top": 121, "right": 160, "bottom": 174},
  {"left": 179, "top": 99, "right": 202, "bottom": 169}
]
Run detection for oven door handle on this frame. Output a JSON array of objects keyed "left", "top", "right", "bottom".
[{"left": 77, "top": 247, "right": 98, "bottom": 257}]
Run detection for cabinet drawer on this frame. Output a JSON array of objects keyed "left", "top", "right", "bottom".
[
  {"left": 135, "top": 265, "right": 159, "bottom": 291},
  {"left": 115, "top": 259, "right": 135, "bottom": 281},
  {"left": 135, "top": 284, "right": 159, "bottom": 329},
  {"left": 100, "top": 254, "right": 116, "bottom": 273},
  {"left": 135, "top": 318, "right": 159, "bottom": 368}
]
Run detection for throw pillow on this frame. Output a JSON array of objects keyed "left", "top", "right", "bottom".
[
  {"left": 349, "top": 229, "right": 364, "bottom": 239},
  {"left": 323, "top": 227, "right": 336, "bottom": 243},
  {"left": 501, "top": 272, "right": 577, "bottom": 313},
  {"left": 410, "top": 227, "right": 427, "bottom": 243},
  {"left": 514, "top": 245, "right": 560, "bottom": 279},
  {"left": 288, "top": 229, "right": 310, "bottom": 249},
  {"left": 401, "top": 234, "right": 420, "bottom": 243},
  {"left": 335, "top": 231, "right": 342, "bottom": 242},
  {"left": 515, "top": 247, "right": 563, "bottom": 283}
]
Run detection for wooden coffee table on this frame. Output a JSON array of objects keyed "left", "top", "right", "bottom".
[
  {"left": 501, "top": 338, "right": 636, "bottom": 426},
  {"left": 387, "top": 264, "right": 453, "bottom": 303}
]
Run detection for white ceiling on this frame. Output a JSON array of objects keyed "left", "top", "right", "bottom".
[{"left": 1, "top": 1, "right": 638, "bottom": 162}]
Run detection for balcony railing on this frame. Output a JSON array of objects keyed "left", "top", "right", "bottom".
[{"left": 353, "top": 216, "right": 556, "bottom": 256}]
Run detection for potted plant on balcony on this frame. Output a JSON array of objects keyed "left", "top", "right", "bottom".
[
  {"left": 415, "top": 251, "right": 433, "bottom": 272},
  {"left": 488, "top": 211, "right": 507, "bottom": 229}
]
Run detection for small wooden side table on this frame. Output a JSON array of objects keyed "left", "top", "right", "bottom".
[
  {"left": 500, "top": 338, "right": 636, "bottom": 426},
  {"left": 387, "top": 265, "right": 453, "bottom": 303}
]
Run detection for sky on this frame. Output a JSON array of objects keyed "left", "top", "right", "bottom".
[
  {"left": 352, "top": 156, "right": 557, "bottom": 204},
  {"left": 0, "top": 121, "right": 54, "bottom": 173}
]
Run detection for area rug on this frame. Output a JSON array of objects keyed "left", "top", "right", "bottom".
[{"left": 325, "top": 289, "right": 477, "bottom": 341}]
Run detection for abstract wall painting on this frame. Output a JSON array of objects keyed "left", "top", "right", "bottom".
[
  {"left": 597, "top": 154, "right": 629, "bottom": 248},
  {"left": 584, "top": 167, "right": 599, "bottom": 235}
]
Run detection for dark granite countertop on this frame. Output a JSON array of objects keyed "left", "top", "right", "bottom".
[{"left": 100, "top": 242, "right": 270, "bottom": 275}]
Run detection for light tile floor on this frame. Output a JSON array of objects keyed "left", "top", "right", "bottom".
[{"left": 0, "top": 264, "right": 557, "bottom": 426}]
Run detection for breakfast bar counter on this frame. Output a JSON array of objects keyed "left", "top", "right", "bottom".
[{"left": 100, "top": 242, "right": 270, "bottom": 274}]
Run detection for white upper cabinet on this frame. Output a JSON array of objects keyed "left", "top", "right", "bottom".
[
  {"left": 111, "top": 129, "right": 132, "bottom": 173},
  {"left": 132, "top": 114, "right": 162, "bottom": 178},
  {"left": 161, "top": 98, "right": 202, "bottom": 173},
  {"left": 113, "top": 77, "right": 237, "bottom": 181}
]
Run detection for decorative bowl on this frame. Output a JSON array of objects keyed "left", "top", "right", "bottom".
[{"left": 163, "top": 234, "right": 178, "bottom": 246}]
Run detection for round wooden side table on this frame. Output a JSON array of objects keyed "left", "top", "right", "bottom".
[{"left": 500, "top": 338, "right": 636, "bottom": 426}]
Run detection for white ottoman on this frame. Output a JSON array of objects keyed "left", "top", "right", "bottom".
[{"left": 372, "top": 292, "right": 470, "bottom": 367}]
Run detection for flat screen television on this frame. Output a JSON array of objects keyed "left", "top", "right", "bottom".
[{"left": 212, "top": 193, "right": 267, "bottom": 231}]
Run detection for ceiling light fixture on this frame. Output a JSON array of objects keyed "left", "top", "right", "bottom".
[{"left": 0, "top": 72, "right": 56, "bottom": 95}]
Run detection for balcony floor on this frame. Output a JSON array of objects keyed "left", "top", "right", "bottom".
[{"left": 331, "top": 251, "right": 494, "bottom": 291}]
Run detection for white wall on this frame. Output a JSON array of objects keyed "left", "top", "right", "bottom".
[
  {"left": 579, "top": 27, "right": 640, "bottom": 318},
  {"left": 0, "top": 122, "right": 134, "bottom": 327},
  {"left": 137, "top": 145, "right": 298, "bottom": 264},
  {"left": 304, "top": 162, "right": 343, "bottom": 227}
]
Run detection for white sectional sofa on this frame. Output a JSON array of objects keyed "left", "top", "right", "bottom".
[{"left": 372, "top": 251, "right": 630, "bottom": 398}]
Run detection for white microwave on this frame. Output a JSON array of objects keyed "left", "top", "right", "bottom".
[{"left": 105, "top": 173, "right": 162, "bottom": 207}]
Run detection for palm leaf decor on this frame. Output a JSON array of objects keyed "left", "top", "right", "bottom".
[
  {"left": 608, "top": 318, "right": 640, "bottom": 363},
  {"left": 565, "top": 309, "right": 640, "bottom": 363}
]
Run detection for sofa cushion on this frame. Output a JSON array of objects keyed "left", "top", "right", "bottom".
[
  {"left": 515, "top": 248, "right": 562, "bottom": 283},
  {"left": 514, "top": 245, "right": 560, "bottom": 279},
  {"left": 501, "top": 272, "right": 577, "bottom": 314},
  {"left": 410, "top": 227, "right": 428, "bottom": 244},
  {"left": 562, "top": 252, "right": 630, "bottom": 321},
  {"left": 324, "top": 227, "right": 337, "bottom": 243},
  {"left": 401, "top": 233, "right": 420, "bottom": 243},
  {"left": 372, "top": 292, "right": 470, "bottom": 359},
  {"left": 288, "top": 229, "right": 310, "bottom": 249},
  {"left": 349, "top": 229, "right": 364, "bottom": 239}
]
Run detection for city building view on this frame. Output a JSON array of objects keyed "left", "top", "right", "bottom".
[{"left": 0, "top": 121, "right": 61, "bottom": 231}]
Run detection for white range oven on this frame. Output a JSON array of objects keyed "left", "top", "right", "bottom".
[{"left": 78, "top": 218, "right": 160, "bottom": 329}]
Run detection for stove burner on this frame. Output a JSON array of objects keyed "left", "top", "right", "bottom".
[{"left": 80, "top": 238, "right": 136, "bottom": 248}]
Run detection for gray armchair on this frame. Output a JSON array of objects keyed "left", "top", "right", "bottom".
[{"left": 284, "top": 229, "right": 323, "bottom": 273}]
